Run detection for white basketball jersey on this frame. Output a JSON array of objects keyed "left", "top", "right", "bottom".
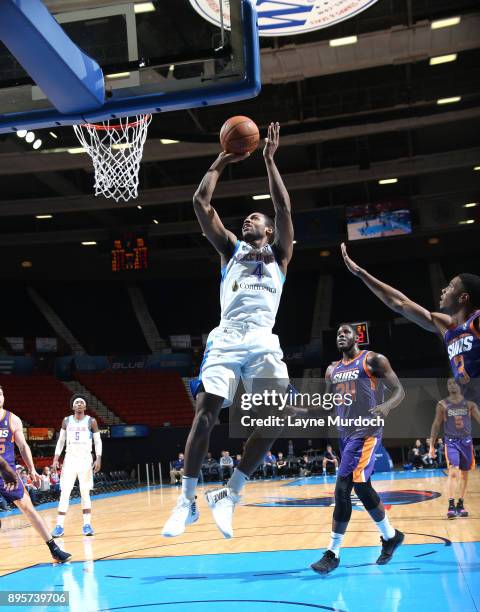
[
  {"left": 65, "top": 415, "right": 92, "bottom": 457},
  {"left": 220, "top": 241, "right": 285, "bottom": 328}
]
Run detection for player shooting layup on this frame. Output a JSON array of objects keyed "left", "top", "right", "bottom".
[
  {"left": 51, "top": 394, "right": 102, "bottom": 537},
  {"left": 0, "top": 385, "right": 71, "bottom": 562},
  {"left": 162, "top": 122, "right": 294, "bottom": 539}
]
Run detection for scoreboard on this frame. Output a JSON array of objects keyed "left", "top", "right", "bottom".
[
  {"left": 350, "top": 321, "right": 370, "bottom": 346},
  {"left": 112, "top": 237, "right": 148, "bottom": 272}
]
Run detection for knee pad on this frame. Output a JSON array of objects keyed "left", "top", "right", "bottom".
[
  {"left": 333, "top": 476, "right": 353, "bottom": 523},
  {"left": 353, "top": 480, "right": 380, "bottom": 511}
]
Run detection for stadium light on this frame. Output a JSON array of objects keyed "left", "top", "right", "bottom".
[
  {"left": 106, "top": 72, "right": 131, "bottom": 79},
  {"left": 458, "top": 220, "right": 475, "bottom": 225},
  {"left": 437, "top": 96, "right": 461, "bottom": 105},
  {"left": 33, "top": 139, "right": 42, "bottom": 150},
  {"left": 67, "top": 148, "right": 86, "bottom": 154},
  {"left": 81, "top": 241, "right": 97, "bottom": 246},
  {"left": 137, "top": 205, "right": 143, "bottom": 210},
  {"left": 429, "top": 54, "right": 457, "bottom": 66},
  {"left": 320, "top": 250, "right": 331, "bottom": 257},
  {"left": 378, "top": 178, "right": 398, "bottom": 185},
  {"left": 463, "top": 203, "right": 478, "bottom": 208},
  {"left": 49, "top": 131, "right": 58, "bottom": 139},
  {"left": 16, "top": 130, "right": 27, "bottom": 138},
  {"left": 134, "top": 2, "right": 155, "bottom": 13},
  {"left": 153, "top": 219, "right": 159, "bottom": 224},
  {"left": 35, "top": 214, "right": 52, "bottom": 219},
  {"left": 25, "top": 132, "right": 35, "bottom": 143},
  {"left": 252, "top": 194, "right": 271, "bottom": 200},
  {"left": 474, "top": 166, "right": 480, "bottom": 171},
  {"left": 431, "top": 16, "right": 460, "bottom": 29},
  {"left": 329, "top": 35, "right": 358, "bottom": 47},
  {"left": 160, "top": 139, "right": 179, "bottom": 144}
]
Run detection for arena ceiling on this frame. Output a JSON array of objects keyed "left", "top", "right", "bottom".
[{"left": 0, "top": 0, "right": 479, "bottom": 279}]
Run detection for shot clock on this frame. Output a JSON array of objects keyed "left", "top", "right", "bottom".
[{"left": 350, "top": 321, "right": 370, "bottom": 346}]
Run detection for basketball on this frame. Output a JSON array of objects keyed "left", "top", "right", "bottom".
[{"left": 220, "top": 115, "right": 260, "bottom": 154}]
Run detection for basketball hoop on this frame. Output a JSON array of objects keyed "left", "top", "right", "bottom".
[{"left": 73, "top": 114, "right": 152, "bottom": 202}]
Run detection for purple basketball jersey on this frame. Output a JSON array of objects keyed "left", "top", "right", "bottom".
[
  {"left": 0, "top": 409, "right": 16, "bottom": 469},
  {"left": 330, "top": 350, "right": 384, "bottom": 439},
  {"left": 443, "top": 398, "right": 472, "bottom": 439},
  {"left": 444, "top": 310, "right": 480, "bottom": 402}
]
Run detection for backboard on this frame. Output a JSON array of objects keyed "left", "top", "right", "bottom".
[{"left": 0, "top": 0, "right": 260, "bottom": 133}]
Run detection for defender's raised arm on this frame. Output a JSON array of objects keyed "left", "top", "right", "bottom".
[{"left": 341, "top": 242, "right": 451, "bottom": 335}]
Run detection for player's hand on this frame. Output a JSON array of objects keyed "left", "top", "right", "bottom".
[
  {"left": 0, "top": 465, "right": 18, "bottom": 491},
  {"left": 341, "top": 243, "right": 363, "bottom": 276},
  {"left": 52, "top": 458, "right": 59, "bottom": 471},
  {"left": 429, "top": 445, "right": 436, "bottom": 459},
  {"left": 369, "top": 403, "right": 391, "bottom": 418},
  {"left": 263, "top": 122, "right": 280, "bottom": 161},
  {"left": 218, "top": 151, "right": 250, "bottom": 164},
  {"left": 29, "top": 470, "right": 42, "bottom": 488},
  {"left": 93, "top": 458, "right": 102, "bottom": 474}
]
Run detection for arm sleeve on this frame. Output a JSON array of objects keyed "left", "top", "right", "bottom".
[
  {"left": 93, "top": 431, "right": 102, "bottom": 457},
  {"left": 54, "top": 428, "right": 66, "bottom": 457}
]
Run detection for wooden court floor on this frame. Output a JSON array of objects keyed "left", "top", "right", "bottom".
[{"left": 1, "top": 469, "right": 478, "bottom": 575}]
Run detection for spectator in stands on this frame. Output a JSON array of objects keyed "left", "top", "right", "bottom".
[
  {"left": 170, "top": 453, "right": 185, "bottom": 485},
  {"left": 299, "top": 454, "right": 314, "bottom": 477},
  {"left": 263, "top": 450, "right": 277, "bottom": 478},
  {"left": 201, "top": 452, "right": 220, "bottom": 482},
  {"left": 287, "top": 440, "right": 295, "bottom": 458},
  {"left": 219, "top": 451, "right": 234, "bottom": 483},
  {"left": 276, "top": 452, "right": 287, "bottom": 478},
  {"left": 321, "top": 445, "right": 339, "bottom": 475},
  {"left": 38, "top": 467, "right": 51, "bottom": 492},
  {"left": 20, "top": 469, "right": 40, "bottom": 505},
  {"left": 50, "top": 466, "right": 60, "bottom": 492},
  {"left": 234, "top": 454, "right": 242, "bottom": 468},
  {"left": 423, "top": 438, "right": 435, "bottom": 468},
  {"left": 408, "top": 439, "right": 425, "bottom": 470}
]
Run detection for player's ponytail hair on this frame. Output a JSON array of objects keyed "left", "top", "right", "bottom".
[{"left": 458, "top": 273, "right": 480, "bottom": 308}]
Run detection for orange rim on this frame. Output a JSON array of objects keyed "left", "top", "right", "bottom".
[{"left": 80, "top": 114, "right": 151, "bottom": 131}]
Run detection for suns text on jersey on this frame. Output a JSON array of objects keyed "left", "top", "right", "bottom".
[{"left": 447, "top": 335, "right": 473, "bottom": 360}]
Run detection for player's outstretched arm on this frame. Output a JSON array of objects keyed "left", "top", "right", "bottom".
[
  {"left": 193, "top": 152, "right": 249, "bottom": 260},
  {"left": 264, "top": 123, "right": 294, "bottom": 274},
  {"left": 368, "top": 353, "right": 405, "bottom": 417},
  {"left": 341, "top": 242, "right": 451, "bottom": 335},
  {"left": 429, "top": 402, "right": 445, "bottom": 457},
  {"left": 12, "top": 416, "right": 41, "bottom": 488}
]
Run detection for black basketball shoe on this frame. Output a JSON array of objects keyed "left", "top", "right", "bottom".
[
  {"left": 310, "top": 550, "right": 340, "bottom": 574},
  {"left": 47, "top": 540, "right": 72, "bottom": 564},
  {"left": 376, "top": 529, "right": 404, "bottom": 565}
]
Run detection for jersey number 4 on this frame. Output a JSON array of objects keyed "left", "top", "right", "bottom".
[{"left": 252, "top": 262, "right": 263, "bottom": 280}]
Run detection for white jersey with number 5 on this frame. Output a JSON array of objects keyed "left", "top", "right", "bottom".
[
  {"left": 220, "top": 241, "right": 284, "bottom": 329},
  {"left": 65, "top": 415, "right": 93, "bottom": 458}
]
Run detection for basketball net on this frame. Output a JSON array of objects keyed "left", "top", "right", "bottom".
[{"left": 73, "top": 114, "right": 152, "bottom": 202}]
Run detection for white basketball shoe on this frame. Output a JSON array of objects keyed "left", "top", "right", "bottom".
[
  {"left": 205, "top": 487, "right": 240, "bottom": 539},
  {"left": 161, "top": 494, "right": 199, "bottom": 537}
]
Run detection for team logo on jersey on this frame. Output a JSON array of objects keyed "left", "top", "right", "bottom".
[
  {"left": 232, "top": 280, "right": 239, "bottom": 292},
  {"left": 189, "top": 0, "right": 380, "bottom": 37},
  {"left": 0, "top": 429, "right": 9, "bottom": 438},
  {"left": 447, "top": 336, "right": 473, "bottom": 359},
  {"left": 332, "top": 370, "right": 360, "bottom": 383},
  {"left": 249, "top": 489, "right": 441, "bottom": 509}
]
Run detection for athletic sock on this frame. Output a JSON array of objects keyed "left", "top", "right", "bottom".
[
  {"left": 227, "top": 469, "right": 248, "bottom": 495},
  {"left": 56, "top": 514, "right": 65, "bottom": 527},
  {"left": 83, "top": 513, "right": 91, "bottom": 526},
  {"left": 375, "top": 516, "right": 396, "bottom": 540},
  {"left": 328, "top": 532, "right": 344, "bottom": 558},
  {"left": 181, "top": 476, "right": 198, "bottom": 501},
  {"left": 46, "top": 539, "right": 57, "bottom": 552}
]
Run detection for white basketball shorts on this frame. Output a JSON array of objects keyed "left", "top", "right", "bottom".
[
  {"left": 60, "top": 453, "right": 94, "bottom": 491},
  {"left": 191, "top": 320, "right": 289, "bottom": 408}
]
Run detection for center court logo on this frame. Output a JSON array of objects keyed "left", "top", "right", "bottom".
[{"left": 189, "top": 1, "right": 380, "bottom": 37}]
